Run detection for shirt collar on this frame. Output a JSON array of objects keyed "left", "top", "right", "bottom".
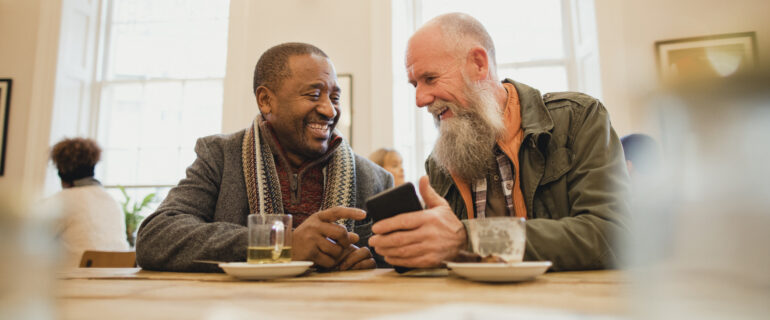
[{"left": 72, "top": 177, "right": 102, "bottom": 187}]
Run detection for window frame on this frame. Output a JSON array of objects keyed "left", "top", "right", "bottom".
[{"left": 91, "top": 0, "right": 229, "bottom": 191}]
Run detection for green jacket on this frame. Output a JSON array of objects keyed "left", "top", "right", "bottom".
[{"left": 426, "top": 80, "right": 630, "bottom": 271}]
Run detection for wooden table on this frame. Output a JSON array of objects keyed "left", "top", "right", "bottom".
[{"left": 56, "top": 268, "right": 628, "bottom": 319}]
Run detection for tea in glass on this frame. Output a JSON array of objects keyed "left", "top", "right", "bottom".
[
  {"left": 247, "top": 246, "right": 292, "bottom": 263},
  {"left": 247, "top": 214, "right": 292, "bottom": 264}
]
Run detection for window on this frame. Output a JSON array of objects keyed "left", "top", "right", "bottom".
[
  {"left": 421, "top": 0, "right": 572, "bottom": 93},
  {"left": 95, "top": 0, "right": 230, "bottom": 201},
  {"left": 393, "top": 0, "right": 599, "bottom": 184}
]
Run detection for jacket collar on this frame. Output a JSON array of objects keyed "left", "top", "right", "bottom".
[{"left": 503, "top": 79, "right": 554, "bottom": 147}]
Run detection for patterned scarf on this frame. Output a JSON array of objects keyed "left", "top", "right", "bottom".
[{"left": 241, "top": 117, "right": 357, "bottom": 230}]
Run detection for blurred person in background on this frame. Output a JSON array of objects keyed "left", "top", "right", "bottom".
[
  {"left": 620, "top": 133, "right": 661, "bottom": 183},
  {"left": 369, "top": 148, "right": 406, "bottom": 187},
  {"left": 47, "top": 137, "right": 129, "bottom": 267}
]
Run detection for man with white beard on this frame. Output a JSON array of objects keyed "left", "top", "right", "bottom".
[{"left": 368, "top": 13, "right": 630, "bottom": 271}]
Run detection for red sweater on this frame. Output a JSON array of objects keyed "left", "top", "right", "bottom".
[{"left": 264, "top": 124, "right": 341, "bottom": 228}]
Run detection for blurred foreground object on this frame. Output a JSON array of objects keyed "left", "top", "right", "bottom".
[
  {"left": 0, "top": 190, "right": 57, "bottom": 320},
  {"left": 629, "top": 73, "right": 770, "bottom": 319}
]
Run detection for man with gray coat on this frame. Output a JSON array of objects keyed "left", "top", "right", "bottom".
[{"left": 137, "top": 43, "right": 393, "bottom": 272}]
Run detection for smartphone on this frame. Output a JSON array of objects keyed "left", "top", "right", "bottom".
[
  {"left": 365, "top": 182, "right": 423, "bottom": 223},
  {"left": 365, "top": 182, "right": 423, "bottom": 273}
]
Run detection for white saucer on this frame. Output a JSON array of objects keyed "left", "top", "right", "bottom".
[
  {"left": 219, "top": 261, "right": 313, "bottom": 280},
  {"left": 446, "top": 261, "right": 552, "bottom": 282}
]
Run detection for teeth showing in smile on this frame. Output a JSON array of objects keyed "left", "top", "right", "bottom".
[
  {"left": 436, "top": 107, "right": 449, "bottom": 119},
  {"left": 307, "top": 123, "right": 329, "bottom": 130},
  {"left": 307, "top": 123, "right": 330, "bottom": 137}
]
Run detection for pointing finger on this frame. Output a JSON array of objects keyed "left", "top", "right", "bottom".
[{"left": 317, "top": 207, "right": 366, "bottom": 222}]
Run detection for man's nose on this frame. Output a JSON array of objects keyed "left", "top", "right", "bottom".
[
  {"left": 316, "top": 96, "right": 338, "bottom": 119},
  {"left": 415, "top": 84, "right": 435, "bottom": 108}
]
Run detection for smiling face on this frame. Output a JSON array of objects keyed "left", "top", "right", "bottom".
[
  {"left": 406, "top": 24, "right": 508, "bottom": 181},
  {"left": 407, "top": 25, "right": 473, "bottom": 121},
  {"left": 260, "top": 54, "right": 341, "bottom": 166}
]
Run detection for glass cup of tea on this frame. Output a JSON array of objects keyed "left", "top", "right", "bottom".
[
  {"left": 464, "top": 217, "right": 526, "bottom": 263},
  {"left": 247, "top": 214, "right": 292, "bottom": 264}
]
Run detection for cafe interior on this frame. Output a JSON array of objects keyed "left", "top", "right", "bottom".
[{"left": 1, "top": 0, "right": 769, "bottom": 319}]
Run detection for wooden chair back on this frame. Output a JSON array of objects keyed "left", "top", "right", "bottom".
[{"left": 79, "top": 250, "right": 137, "bottom": 268}]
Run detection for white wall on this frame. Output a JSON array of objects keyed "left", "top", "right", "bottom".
[
  {"left": 222, "top": 0, "right": 394, "bottom": 157},
  {"left": 0, "top": 0, "right": 62, "bottom": 198},
  {"left": 0, "top": 0, "right": 38, "bottom": 191},
  {"left": 595, "top": 0, "right": 770, "bottom": 136}
]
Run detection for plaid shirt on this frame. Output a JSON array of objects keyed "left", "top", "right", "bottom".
[{"left": 472, "top": 146, "right": 516, "bottom": 218}]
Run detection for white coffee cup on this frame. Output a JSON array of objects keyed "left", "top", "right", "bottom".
[{"left": 464, "top": 217, "right": 526, "bottom": 263}]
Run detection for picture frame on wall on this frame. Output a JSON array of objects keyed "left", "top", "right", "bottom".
[
  {"left": 0, "top": 79, "right": 11, "bottom": 176},
  {"left": 337, "top": 74, "right": 353, "bottom": 144},
  {"left": 655, "top": 32, "right": 758, "bottom": 82}
]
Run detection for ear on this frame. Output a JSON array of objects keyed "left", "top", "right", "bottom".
[
  {"left": 465, "top": 46, "right": 490, "bottom": 81},
  {"left": 255, "top": 86, "right": 274, "bottom": 116}
]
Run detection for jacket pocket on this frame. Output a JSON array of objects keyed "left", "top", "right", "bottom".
[
  {"left": 531, "top": 191, "right": 552, "bottom": 219},
  {"left": 536, "top": 147, "right": 572, "bottom": 219},
  {"left": 541, "top": 147, "right": 572, "bottom": 185}
]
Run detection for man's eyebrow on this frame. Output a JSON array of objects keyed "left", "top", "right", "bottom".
[
  {"left": 304, "top": 82, "right": 325, "bottom": 90},
  {"left": 421, "top": 71, "right": 438, "bottom": 79},
  {"left": 408, "top": 72, "right": 436, "bottom": 86}
]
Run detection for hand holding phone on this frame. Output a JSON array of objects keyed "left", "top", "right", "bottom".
[
  {"left": 365, "top": 182, "right": 423, "bottom": 273},
  {"left": 365, "top": 182, "right": 423, "bottom": 224}
]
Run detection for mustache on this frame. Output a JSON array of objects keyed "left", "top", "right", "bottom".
[
  {"left": 427, "top": 101, "right": 447, "bottom": 117},
  {"left": 427, "top": 100, "right": 466, "bottom": 119},
  {"left": 305, "top": 112, "right": 336, "bottom": 125}
]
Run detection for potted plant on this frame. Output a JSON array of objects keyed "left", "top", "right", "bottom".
[{"left": 118, "top": 186, "right": 156, "bottom": 247}]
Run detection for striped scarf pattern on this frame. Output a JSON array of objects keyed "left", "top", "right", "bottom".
[{"left": 242, "top": 118, "right": 357, "bottom": 230}]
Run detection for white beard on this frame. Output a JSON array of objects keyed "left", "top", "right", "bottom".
[{"left": 429, "top": 79, "right": 505, "bottom": 182}]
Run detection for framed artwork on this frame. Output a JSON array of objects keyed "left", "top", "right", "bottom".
[
  {"left": 656, "top": 32, "right": 758, "bottom": 82},
  {"left": 337, "top": 74, "right": 353, "bottom": 144},
  {"left": 0, "top": 79, "right": 11, "bottom": 176}
]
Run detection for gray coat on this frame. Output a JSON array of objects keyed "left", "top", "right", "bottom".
[{"left": 136, "top": 129, "right": 393, "bottom": 272}]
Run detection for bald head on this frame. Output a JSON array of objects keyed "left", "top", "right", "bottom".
[
  {"left": 405, "top": 14, "right": 507, "bottom": 181},
  {"left": 409, "top": 13, "right": 497, "bottom": 69}
]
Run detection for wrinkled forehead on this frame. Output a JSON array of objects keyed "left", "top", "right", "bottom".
[
  {"left": 405, "top": 28, "right": 461, "bottom": 77},
  {"left": 407, "top": 28, "right": 436, "bottom": 58},
  {"left": 285, "top": 54, "right": 339, "bottom": 90},
  {"left": 288, "top": 54, "right": 335, "bottom": 77}
]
